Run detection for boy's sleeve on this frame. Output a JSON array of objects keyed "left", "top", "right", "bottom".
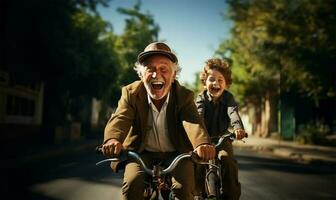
[
  {"left": 227, "top": 93, "right": 245, "bottom": 130},
  {"left": 195, "top": 94, "right": 205, "bottom": 117}
]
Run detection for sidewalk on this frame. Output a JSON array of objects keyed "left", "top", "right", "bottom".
[{"left": 233, "top": 134, "right": 336, "bottom": 165}]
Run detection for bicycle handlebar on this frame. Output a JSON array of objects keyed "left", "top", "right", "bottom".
[
  {"left": 214, "top": 132, "right": 247, "bottom": 152},
  {"left": 96, "top": 148, "right": 196, "bottom": 176},
  {"left": 96, "top": 131, "right": 247, "bottom": 175}
]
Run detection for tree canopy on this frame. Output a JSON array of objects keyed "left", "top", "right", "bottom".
[
  {"left": 2, "top": 0, "right": 118, "bottom": 98},
  {"left": 216, "top": 0, "right": 336, "bottom": 104},
  {"left": 1, "top": 0, "right": 159, "bottom": 135},
  {"left": 115, "top": 2, "right": 159, "bottom": 86}
]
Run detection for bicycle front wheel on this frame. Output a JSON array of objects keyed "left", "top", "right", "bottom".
[{"left": 205, "top": 169, "right": 221, "bottom": 199}]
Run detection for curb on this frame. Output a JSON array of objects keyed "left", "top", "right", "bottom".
[{"left": 234, "top": 143, "right": 336, "bottom": 165}]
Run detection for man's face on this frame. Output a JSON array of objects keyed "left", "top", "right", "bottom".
[
  {"left": 142, "top": 55, "right": 176, "bottom": 100},
  {"left": 205, "top": 69, "right": 226, "bottom": 101}
]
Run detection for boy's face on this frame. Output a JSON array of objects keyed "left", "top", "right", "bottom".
[
  {"left": 205, "top": 69, "right": 226, "bottom": 101},
  {"left": 142, "top": 55, "right": 176, "bottom": 100}
]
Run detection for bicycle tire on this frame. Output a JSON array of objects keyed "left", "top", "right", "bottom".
[{"left": 205, "top": 169, "right": 221, "bottom": 199}]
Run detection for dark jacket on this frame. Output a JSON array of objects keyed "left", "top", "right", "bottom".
[{"left": 196, "top": 90, "right": 244, "bottom": 137}]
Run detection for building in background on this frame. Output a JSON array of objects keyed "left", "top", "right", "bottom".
[{"left": 0, "top": 71, "right": 44, "bottom": 146}]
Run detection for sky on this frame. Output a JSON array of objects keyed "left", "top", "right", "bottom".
[{"left": 98, "top": 0, "right": 232, "bottom": 84}]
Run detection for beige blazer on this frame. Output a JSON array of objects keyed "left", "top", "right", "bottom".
[{"left": 104, "top": 80, "right": 210, "bottom": 153}]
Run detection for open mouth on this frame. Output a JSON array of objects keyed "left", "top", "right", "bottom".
[
  {"left": 211, "top": 88, "right": 220, "bottom": 92},
  {"left": 210, "top": 87, "right": 221, "bottom": 93},
  {"left": 151, "top": 81, "right": 164, "bottom": 90}
]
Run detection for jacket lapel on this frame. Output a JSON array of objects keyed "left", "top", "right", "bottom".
[
  {"left": 167, "top": 83, "right": 178, "bottom": 145},
  {"left": 136, "top": 84, "right": 149, "bottom": 138}
]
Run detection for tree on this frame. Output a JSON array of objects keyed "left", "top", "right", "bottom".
[
  {"left": 217, "top": 0, "right": 336, "bottom": 137},
  {"left": 1, "top": 0, "right": 119, "bottom": 142},
  {"left": 219, "top": 0, "right": 335, "bottom": 102},
  {"left": 115, "top": 2, "right": 160, "bottom": 86}
]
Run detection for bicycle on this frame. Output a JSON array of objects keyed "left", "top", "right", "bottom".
[
  {"left": 201, "top": 132, "right": 246, "bottom": 200},
  {"left": 96, "top": 148, "right": 205, "bottom": 200}
]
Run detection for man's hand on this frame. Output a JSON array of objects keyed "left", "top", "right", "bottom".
[
  {"left": 102, "top": 138, "right": 123, "bottom": 157},
  {"left": 194, "top": 144, "right": 216, "bottom": 161},
  {"left": 234, "top": 129, "right": 247, "bottom": 140}
]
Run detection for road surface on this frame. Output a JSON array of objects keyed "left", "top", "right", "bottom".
[{"left": 4, "top": 148, "right": 335, "bottom": 200}]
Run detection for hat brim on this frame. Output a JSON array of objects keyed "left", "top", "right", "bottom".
[{"left": 138, "top": 51, "right": 178, "bottom": 63}]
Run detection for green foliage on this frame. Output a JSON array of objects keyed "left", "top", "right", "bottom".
[
  {"left": 1, "top": 0, "right": 161, "bottom": 140},
  {"left": 182, "top": 72, "right": 204, "bottom": 99},
  {"left": 2, "top": 0, "right": 116, "bottom": 124},
  {"left": 114, "top": 2, "right": 159, "bottom": 87},
  {"left": 66, "top": 11, "right": 119, "bottom": 98},
  {"left": 217, "top": 0, "right": 336, "bottom": 104}
]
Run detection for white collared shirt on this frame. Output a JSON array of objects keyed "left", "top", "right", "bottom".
[{"left": 144, "top": 93, "right": 175, "bottom": 152}]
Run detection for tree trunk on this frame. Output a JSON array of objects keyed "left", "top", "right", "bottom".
[{"left": 261, "top": 92, "right": 271, "bottom": 137}]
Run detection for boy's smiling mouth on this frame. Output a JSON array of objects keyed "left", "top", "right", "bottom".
[{"left": 210, "top": 86, "right": 221, "bottom": 94}]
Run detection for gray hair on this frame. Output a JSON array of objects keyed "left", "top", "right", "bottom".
[{"left": 134, "top": 61, "right": 181, "bottom": 79}]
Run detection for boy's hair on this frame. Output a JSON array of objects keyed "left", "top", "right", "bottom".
[{"left": 199, "top": 58, "right": 232, "bottom": 86}]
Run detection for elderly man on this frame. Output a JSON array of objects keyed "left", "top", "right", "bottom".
[{"left": 102, "top": 42, "right": 215, "bottom": 200}]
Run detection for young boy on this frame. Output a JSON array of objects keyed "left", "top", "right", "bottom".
[{"left": 195, "top": 58, "right": 247, "bottom": 200}]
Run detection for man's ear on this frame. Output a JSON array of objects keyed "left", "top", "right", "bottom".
[{"left": 172, "top": 70, "right": 177, "bottom": 80}]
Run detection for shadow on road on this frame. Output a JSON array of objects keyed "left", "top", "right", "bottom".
[{"left": 3, "top": 150, "right": 122, "bottom": 199}]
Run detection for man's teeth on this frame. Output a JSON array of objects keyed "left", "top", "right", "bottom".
[{"left": 152, "top": 81, "right": 163, "bottom": 85}]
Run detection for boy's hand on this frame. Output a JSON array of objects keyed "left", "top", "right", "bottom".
[{"left": 234, "top": 129, "right": 247, "bottom": 140}]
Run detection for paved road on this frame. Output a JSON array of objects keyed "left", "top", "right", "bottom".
[
  {"left": 4, "top": 148, "right": 335, "bottom": 200},
  {"left": 236, "top": 149, "right": 336, "bottom": 200}
]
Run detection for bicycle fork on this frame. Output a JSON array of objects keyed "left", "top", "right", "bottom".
[{"left": 205, "top": 160, "right": 221, "bottom": 198}]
